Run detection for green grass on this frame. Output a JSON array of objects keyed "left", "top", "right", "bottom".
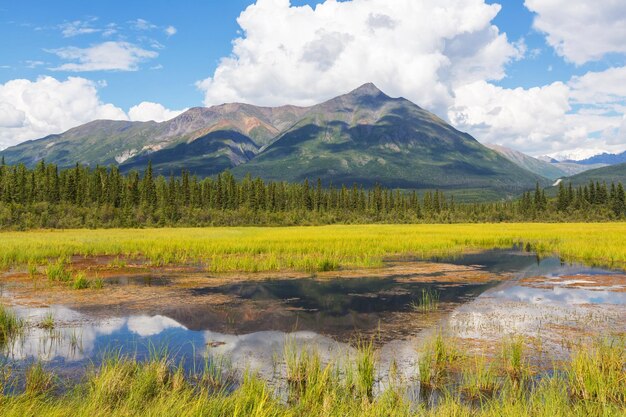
[
  {"left": 45, "top": 257, "right": 71, "bottom": 282},
  {"left": 1, "top": 223, "right": 626, "bottom": 274},
  {"left": 0, "top": 337, "right": 623, "bottom": 416},
  {"left": 38, "top": 313, "right": 55, "bottom": 330},
  {"left": 71, "top": 272, "right": 90, "bottom": 290},
  {"left": 410, "top": 288, "right": 440, "bottom": 312},
  {"left": 0, "top": 305, "right": 23, "bottom": 346}
]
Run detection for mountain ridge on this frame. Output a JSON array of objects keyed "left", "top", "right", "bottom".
[{"left": 1, "top": 83, "right": 549, "bottom": 200}]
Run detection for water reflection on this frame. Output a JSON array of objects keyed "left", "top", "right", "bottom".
[{"left": 2, "top": 250, "right": 624, "bottom": 386}]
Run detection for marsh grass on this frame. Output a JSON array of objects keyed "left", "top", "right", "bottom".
[
  {"left": 0, "top": 305, "right": 23, "bottom": 346},
  {"left": 71, "top": 272, "right": 90, "bottom": 290},
  {"left": 418, "top": 332, "right": 461, "bottom": 390},
  {"left": 39, "top": 313, "right": 55, "bottom": 330},
  {"left": 568, "top": 338, "right": 625, "bottom": 406},
  {"left": 0, "top": 337, "right": 625, "bottom": 416},
  {"left": 45, "top": 257, "right": 71, "bottom": 282},
  {"left": 460, "top": 354, "right": 499, "bottom": 399},
  {"left": 2, "top": 224, "right": 626, "bottom": 274},
  {"left": 410, "top": 288, "right": 440, "bottom": 312},
  {"left": 501, "top": 336, "right": 533, "bottom": 386},
  {"left": 24, "top": 362, "right": 54, "bottom": 396}
]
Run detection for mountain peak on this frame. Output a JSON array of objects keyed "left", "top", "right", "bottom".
[{"left": 348, "top": 82, "right": 387, "bottom": 97}]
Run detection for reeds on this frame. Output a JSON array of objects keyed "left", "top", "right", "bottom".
[
  {"left": 0, "top": 304, "right": 23, "bottom": 346},
  {"left": 411, "top": 288, "right": 440, "bottom": 312},
  {"left": 0, "top": 337, "right": 624, "bottom": 416}
]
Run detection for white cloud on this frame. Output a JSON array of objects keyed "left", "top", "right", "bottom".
[
  {"left": 0, "top": 76, "right": 127, "bottom": 149},
  {"left": 197, "top": 0, "right": 521, "bottom": 114},
  {"left": 0, "top": 102, "right": 26, "bottom": 128},
  {"left": 449, "top": 65, "right": 626, "bottom": 156},
  {"left": 129, "top": 18, "right": 157, "bottom": 31},
  {"left": 59, "top": 19, "right": 100, "bottom": 37},
  {"left": 48, "top": 41, "right": 158, "bottom": 72},
  {"left": 165, "top": 25, "right": 177, "bottom": 36},
  {"left": 128, "top": 101, "right": 186, "bottom": 122},
  {"left": 525, "top": 0, "right": 626, "bottom": 64},
  {"left": 450, "top": 80, "right": 575, "bottom": 155}
]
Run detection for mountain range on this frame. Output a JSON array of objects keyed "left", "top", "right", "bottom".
[
  {"left": 573, "top": 150, "right": 626, "bottom": 166},
  {"left": 0, "top": 83, "right": 573, "bottom": 200},
  {"left": 487, "top": 144, "right": 609, "bottom": 178}
]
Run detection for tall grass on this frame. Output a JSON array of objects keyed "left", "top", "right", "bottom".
[
  {"left": 411, "top": 288, "right": 440, "bottom": 312},
  {"left": 0, "top": 336, "right": 623, "bottom": 416},
  {"left": 0, "top": 305, "right": 23, "bottom": 346},
  {"left": 0, "top": 223, "right": 625, "bottom": 273}
]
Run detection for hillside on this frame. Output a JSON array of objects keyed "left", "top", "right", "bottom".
[
  {"left": 559, "top": 162, "right": 626, "bottom": 186},
  {"left": 485, "top": 144, "right": 566, "bottom": 180}
]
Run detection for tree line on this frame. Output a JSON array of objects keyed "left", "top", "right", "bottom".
[{"left": 0, "top": 159, "right": 624, "bottom": 229}]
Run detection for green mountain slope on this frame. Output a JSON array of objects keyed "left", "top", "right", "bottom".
[
  {"left": 233, "top": 84, "right": 548, "bottom": 199},
  {"left": 485, "top": 143, "right": 566, "bottom": 180},
  {"left": 558, "top": 163, "right": 626, "bottom": 186}
]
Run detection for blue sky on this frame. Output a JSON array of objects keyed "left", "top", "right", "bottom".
[{"left": 1, "top": 0, "right": 625, "bottom": 158}]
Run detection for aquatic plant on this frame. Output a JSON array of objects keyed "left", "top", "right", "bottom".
[
  {"left": 460, "top": 354, "right": 499, "bottom": 399},
  {"left": 410, "top": 288, "right": 440, "bottom": 312},
  {"left": 39, "top": 312, "right": 55, "bottom": 330},
  {"left": 0, "top": 304, "right": 23, "bottom": 345}
]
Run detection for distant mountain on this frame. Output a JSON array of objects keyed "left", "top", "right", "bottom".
[
  {"left": 0, "top": 83, "right": 549, "bottom": 200},
  {"left": 551, "top": 161, "right": 608, "bottom": 176},
  {"left": 534, "top": 154, "right": 608, "bottom": 176},
  {"left": 485, "top": 144, "right": 566, "bottom": 180},
  {"left": 558, "top": 162, "right": 626, "bottom": 186},
  {"left": 574, "top": 150, "right": 626, "bottom": 166}
]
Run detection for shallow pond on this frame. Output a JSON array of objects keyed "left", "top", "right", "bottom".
[{"left": 1, "top": 249, "right": 624, "bottom": 386}]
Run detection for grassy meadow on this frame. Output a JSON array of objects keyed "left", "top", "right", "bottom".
[{"left": 1, "top": 223, "right": 626, "bottom": 273}]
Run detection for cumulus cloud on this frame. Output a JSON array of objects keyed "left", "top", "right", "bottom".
[
  {"left": 525, "top": 0, "right": 626, "bottom": 65},
  {"left": 0, "top": 76, "right": 127, "bottom": 149},
  {"left": 450, "top": 65, "right": 626, "bottom": 157},
  {"left": 48, "top": 41, "right": 158, "bottom": 72},
  {"left": 450, "top": 81, "right": 575, "bottom": 155},
  {"left": 0, "top": 76, "right": 186, "bottom": 149},
  {"left": 128, "top": 101, "right": 186, "bottom": 122},
  {"left": 197, "top": 0, "right": 521, "bottom": 114}
]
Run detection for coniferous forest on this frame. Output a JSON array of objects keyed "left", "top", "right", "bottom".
[{"left": 0, "top": 159, "right": 624, "bottom": 229}]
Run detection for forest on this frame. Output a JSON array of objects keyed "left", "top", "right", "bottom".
[{"left": 0, "top": 159, "right": 624, "bottom": 229}]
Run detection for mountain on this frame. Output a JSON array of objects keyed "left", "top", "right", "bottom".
[
  {"left": 551, "top": 161, "right": 608, "bottom": 176},
  {"left": 557, "top": 162, "right": 626, "bottom": 186},
  {"left": 535, "top": 154, "right": 608, "bottom": 176},
  {"left": 0, "top": 83, "right": 549, "bottom": 200},
  {"left": 0, "top": 103, "right": 308, "bottom": 176},
  {"left": 485, "top": 144, "right": 566, "bottom": 180},
  {"left": 231, "top": 84, "right": 548, "bottom": 199},
  {"left": 574, "top": 150, "right": 626, "bottom": 166}
]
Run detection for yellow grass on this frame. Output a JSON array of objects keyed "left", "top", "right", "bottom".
[{"left": 0, "top": 223, "right": 625, "bottom": 273}]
